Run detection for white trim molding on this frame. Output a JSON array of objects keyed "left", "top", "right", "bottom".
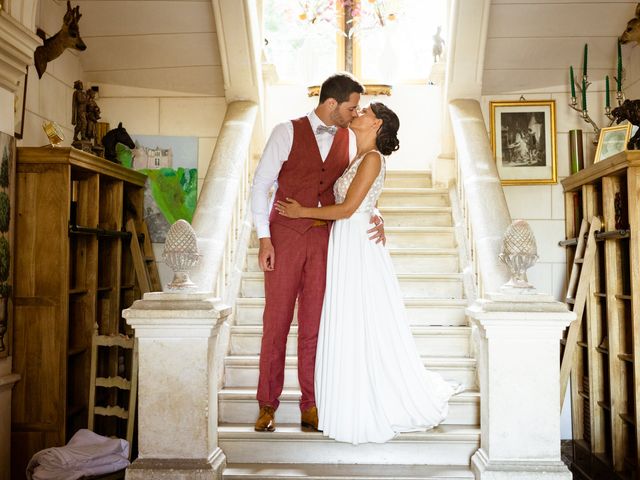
[{"left": 0, "top": 9, "right": 41, "bottom": 93}]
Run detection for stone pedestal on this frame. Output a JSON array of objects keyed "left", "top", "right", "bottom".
[
  {"left": 123, "top": 292, "right": 231, "bottom": 479},
  {"left": 468, "top": 291, "right": 575, "bottom": 480}
]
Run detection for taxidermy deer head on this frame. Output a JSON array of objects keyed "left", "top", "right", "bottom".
[
  {"left": 34, "top": 1, "right": 87, "bottom": 78},
  {"left": 620, "top": 3, "right": 640, "bottom": 46}
]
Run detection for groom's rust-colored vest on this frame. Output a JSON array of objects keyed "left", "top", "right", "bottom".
[{"left": 269, "top": 116, "right": 349, "bottom": 233}]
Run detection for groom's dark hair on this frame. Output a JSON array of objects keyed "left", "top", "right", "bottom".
[{"left": 319, "top": 73, "right": 364, "bottom": 104}]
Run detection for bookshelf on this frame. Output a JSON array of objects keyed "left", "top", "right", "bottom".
[
  {"left": 562, "top": 150, "right": 640, "bottom": 477},
  {"left": 11, "top": 147, "right": 148, "bottom": 479}
]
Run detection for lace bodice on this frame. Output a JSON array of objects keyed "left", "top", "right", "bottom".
[{"left": 334, "top": 150, "right": 386, "bottom": 214}]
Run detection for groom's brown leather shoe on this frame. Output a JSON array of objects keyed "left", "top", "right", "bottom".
[
  {"left": 254, "top": 406, "right": 276, "bottom": 432},
  {"left": 301, "top": 406, "right": 319, "bottom": 432}
]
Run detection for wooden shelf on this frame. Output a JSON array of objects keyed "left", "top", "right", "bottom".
[
  {"left": 620, "top": 413, "right": 636, "bottom": 426},
  {"left": 562, "top": 151, "right": 640, "bottom": 471},
  {"left": 618, "top": 353, "right": 634, "bottom": 363},
  {"left": 12, "top": 147, "right": 151, "bottom": 476},
  {"left": 67, "top": 347, "right": 87, "bottom": 357}
]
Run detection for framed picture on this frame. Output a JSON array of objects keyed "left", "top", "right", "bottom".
[
  {"left": 14, "top": 70, "right": 27, "bottom": 139},
  {"left": 594, "top": 124, "right": 631, "bottom": 163},
  {"left": 490, "top": 100, "right": 557, "bottom": 185}
]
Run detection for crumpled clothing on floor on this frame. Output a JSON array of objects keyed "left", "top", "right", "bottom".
[{"left": 26, "top": 429, "right": 129, "bottom": 480}]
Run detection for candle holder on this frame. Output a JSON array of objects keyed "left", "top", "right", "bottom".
[
  {"left": 605, "top": 90, "right": 626, "bottom": 124},
  {"left": 569, "top": 75, "right": 626, "bottom": 144}
]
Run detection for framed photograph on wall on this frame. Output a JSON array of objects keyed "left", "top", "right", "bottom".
[
  {"left": 593, "top": 124, "right": 631, "bottom": 163},
  {"left": 490, "top": 100, "right": 557, "bottom": 185}
]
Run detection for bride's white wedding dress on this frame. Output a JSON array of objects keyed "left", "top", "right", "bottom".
[{"left": 315, "top": 150, "right": 459, "bottom": 445}]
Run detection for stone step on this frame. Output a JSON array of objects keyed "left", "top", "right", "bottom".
[
  {"left": 378, "top": 207, "right": 452, "bottom": 227},
  {"left": 250, "top": 226, "right": 456, "bottom": 249},
  {"left": 223, "top": 463, "right": 474, "bottom": 479},
  {"left": 233, "top": 298, "right": 469, "bottom": 326},
  {"left": 245, "top": 248, "right": 460, "bottom": 274},
  {"left": 239, "top": 272, "right": 464, "bottom": 299},
  {"left": 223, "top": 355, "right": 477, "bottom": 389},
  {"left": 384, "top": 171, "right": 433, "bottom": 188},
  {"left": 218, "top": 424, "right": 479, "bottom": 465},
  {"left": 384, "top": 227, "right": 456, "bottom": 249},
  {"left": 378, "top": 188, "right": 449, "bottom": 208},
  {"left": 219, "top": 387, "right": 480, "bottom": 426},
  {"left": 228, "top": 325, "right": 471, "bottom": 357}
]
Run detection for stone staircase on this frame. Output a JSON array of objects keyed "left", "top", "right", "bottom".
[{"left": 219, "top": 171, "right": 479, "bottom": 479}]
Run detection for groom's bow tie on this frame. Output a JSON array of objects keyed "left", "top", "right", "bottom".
[{"left": 316, "top": 124, "right": 337, "bottom": 135}]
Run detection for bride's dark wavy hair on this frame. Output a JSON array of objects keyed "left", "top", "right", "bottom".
[{"left": 370, "top": 102, "right": 400, "bottom": 156}]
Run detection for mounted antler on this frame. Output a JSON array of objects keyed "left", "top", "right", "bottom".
[{"left": 34, "top": 1, "right": 87, "bottom": 78}]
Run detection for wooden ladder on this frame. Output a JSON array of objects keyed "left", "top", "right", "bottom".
[
  {"left": 126, "top": 218, "right": 162, "bottom": 293},
  {"left": 560, "top": 216, "right": 602, "bottom": 406},
  {"left": 87, "top": 325, "right": 139, "bottom": 458}
]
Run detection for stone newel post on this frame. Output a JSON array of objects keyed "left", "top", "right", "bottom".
[
  {"left": 468, "top": 292, "right": 574, "bottom": 480},
  {"left": 123, "top": 292, "right": 230, "bottom": 479}
]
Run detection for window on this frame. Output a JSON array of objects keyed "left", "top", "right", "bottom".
[{"left": 264, "top": 0, "right": 447, "bottom": 85}]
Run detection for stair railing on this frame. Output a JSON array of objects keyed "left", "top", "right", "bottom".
[
  {"left": 190, "top": 101, "right": 259, "bottom": 304},
  {"left": 448, "top": 99, "right": 511, "bottom": 298}
]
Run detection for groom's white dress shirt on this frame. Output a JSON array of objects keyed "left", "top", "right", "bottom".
[{"left": 251, "top": 110, "right": 357, "bottom": 239}]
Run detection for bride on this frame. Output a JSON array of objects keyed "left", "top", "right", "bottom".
[{"left": 275, "top": 103, "right": 460, "bottom": 445}]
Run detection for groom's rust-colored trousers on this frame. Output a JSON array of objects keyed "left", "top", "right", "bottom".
[{"left": 257, "top": 221, "right": 329, "bottom": 412}]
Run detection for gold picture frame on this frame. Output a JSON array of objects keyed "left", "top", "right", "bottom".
[
  {"left": 593, "top": 124, "right": 631, "bottom": 163},
  {"left": 490, "top": 100, "right": 557, "bottom": 185}
]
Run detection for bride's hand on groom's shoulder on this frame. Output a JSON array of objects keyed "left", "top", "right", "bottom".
[{"left": 275, "top": 198, "right": 302, "bottom": 218}]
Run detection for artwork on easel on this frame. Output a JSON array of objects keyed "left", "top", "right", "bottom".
[
  {"left": 130, "top": 135, "right": 198, "bottom": 243},
  {"left": 0, "top": 132, "right": 15, "bottom": 356}
]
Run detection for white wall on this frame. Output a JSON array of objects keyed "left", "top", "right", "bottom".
[
  {"left": 96, "top": 83, "right": 228, "bottom": 286},
  {"left": 481, "top": 0, "right": 640, "bottom": 439},
  {"left": 264, "top": 83, "right": 443, "bottom": 171}
]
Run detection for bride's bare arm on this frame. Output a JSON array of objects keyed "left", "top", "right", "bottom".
[{"left": 276, "top": 152, "right": 381, "bottom": 221}]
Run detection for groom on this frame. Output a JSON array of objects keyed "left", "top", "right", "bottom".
[{"left": 251, "top": 73, "right": 385, "bottom": 432}]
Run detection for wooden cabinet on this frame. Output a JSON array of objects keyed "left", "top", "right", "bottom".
[
  {"left": 562, "top": 150, "right": 640, "bottom": 478},
  {"left": 11, "top": 147, "right": 147, "bottom": 478}
]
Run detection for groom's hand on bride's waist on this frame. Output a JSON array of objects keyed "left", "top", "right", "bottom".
[
  {"left": 368, "top": 214, "right": 386, "bottom": 246},
  {"left": 259, "top": 237, "right": 275, "bottom": 271}
]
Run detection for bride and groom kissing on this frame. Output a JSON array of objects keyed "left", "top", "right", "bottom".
[{"left": 250, "top": 73, "right": 461, "bottom": 445}]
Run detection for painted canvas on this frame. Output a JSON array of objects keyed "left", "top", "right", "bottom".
[
  {"left": 131, "top": 135, "right": 198, "bottom": 243},
  {"left": 0, "top": 132, "right": 15, "bottom": 357}
]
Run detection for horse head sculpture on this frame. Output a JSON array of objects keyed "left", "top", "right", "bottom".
[
  {"left": 34, "top": 1, "right": 87, "bottom": 78},
  {"left": 102, "top": 123, "right": 135, "bottom": 163}
]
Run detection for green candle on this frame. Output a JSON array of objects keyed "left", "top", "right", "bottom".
[
  {"left": 582, "top": 78, "right": 587, "bottom": 110},
  {"left": 570, "top": 66, "right": 576, "bottom": 98},
  {"left": 583, "top": 44, "right": 588, "bottom": 76},
  {"left": 606, "top": 75, "right": 610, "bottom": 108},
  {"left": 617, "top": 40, "right": 622, "bottom": 91}
]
